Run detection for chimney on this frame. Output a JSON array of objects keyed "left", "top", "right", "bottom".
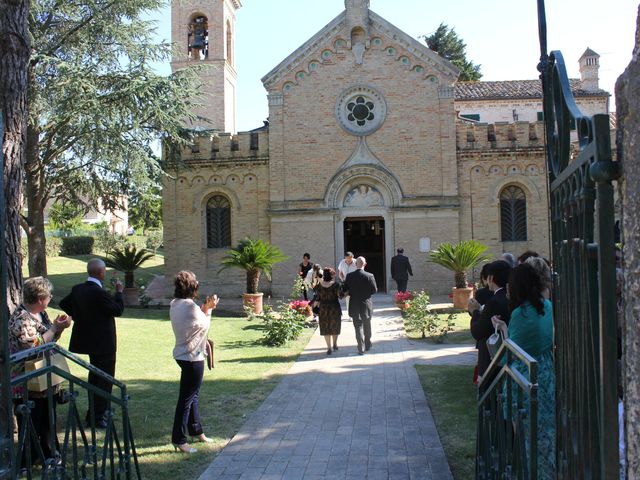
[{"left": 579, "top": 47, "right": 600, "bottom": 92}]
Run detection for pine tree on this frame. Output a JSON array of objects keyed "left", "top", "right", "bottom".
[
  {"left": 422, "top": 23, "right": 482, "bottom": 82},
  {"left": 23, "top": 0, "right": 202, "bottom": 276}
]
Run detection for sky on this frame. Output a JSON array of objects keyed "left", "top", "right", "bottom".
[{"left": 149, "top": 0, "right": 638, "bottom": 132}]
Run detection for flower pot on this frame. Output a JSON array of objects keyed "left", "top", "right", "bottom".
[
  {"left": 242, "top": 292, "right": 264, "bottom": 314},
  {"left": 452, "top": 287, "right": 474, "bottom": 309},
  {"left": 122, "top": 287, "right": 140, "bottom": 307}
]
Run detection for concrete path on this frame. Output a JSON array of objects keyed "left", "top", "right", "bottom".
[{"left": 199, "top": 295, "right": 475, "bottom": 480}]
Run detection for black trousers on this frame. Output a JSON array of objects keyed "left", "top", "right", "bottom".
[
  {"left": 14, "top": 397, "right": 58, "bottom": 467},
  {"left": 395, "top": 279, "right": 408, "bottom": 292},
  {"left": 171, "top": 359, "right": 205, "bottom": 445},
  {"left": 352, "top": 307, "right": 372, "bottom": 353},
  {"left": 88, "top": 353, "right": 116, "bottom": 422}
]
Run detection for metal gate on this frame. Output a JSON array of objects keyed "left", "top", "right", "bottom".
[{"left": 537, "top": 1, "right": 620, "bottom": 478}]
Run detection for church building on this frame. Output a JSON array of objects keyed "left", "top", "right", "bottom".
[{"left": 162, "top": 0, "right": 609, "bottom": 297}]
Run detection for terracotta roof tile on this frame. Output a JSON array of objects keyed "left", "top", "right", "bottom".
[{"left": 454, "top": 79, "right": 608, "bottom": 100}]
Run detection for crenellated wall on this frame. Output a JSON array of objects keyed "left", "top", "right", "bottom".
[
  {"left": 456, "top": 120, "right": 545, "bottom": 150},
  {"left": 174, "top": 130, "right": 269, "bottom": 165}
]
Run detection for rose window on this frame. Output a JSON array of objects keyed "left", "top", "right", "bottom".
[
  {"left": 336, "top": 86, "right": 386, "bottom": 136},
  {"left": 347, "top": 97, "right": 375, "bottom": 126}
]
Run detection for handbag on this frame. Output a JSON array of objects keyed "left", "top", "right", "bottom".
[
  {"left": 486, "top": 325, "right": 503, "bottom": 359},
  {"left": 25, "top": 352, "right": 70, "bottom": 392},
  {"left": 205, "top": 339, "right": 214, "bottom": 370}
]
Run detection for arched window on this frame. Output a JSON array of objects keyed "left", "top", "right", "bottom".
[
  {"left": 206, "top": 195, "right": 231, "bottom": 248},
  {"left": 500, "top": 185, "right": 527, "bottom": 241},
  {"left": 226, "top": 20, "right": 233, "bottom": 65}
]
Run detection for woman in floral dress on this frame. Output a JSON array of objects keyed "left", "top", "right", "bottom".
[
  {"left": 313, "top": 268, "right": 342, "bottom": 355},
  {"left": 9, "top": 277, "right": 72, "bottom": 467}
]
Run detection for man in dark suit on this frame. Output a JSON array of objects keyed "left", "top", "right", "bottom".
[
  {"left": 390, "top": 248, "right": 413, "bottom": 292},
  {"left": 470, "top": 260, "right": 512, "bottom": 377},
  {"left": 343, "top": 256, "right": 377, "bottom": 355},
  {"left": 60, "top": 258, "right": 124, "bottom": 427}
]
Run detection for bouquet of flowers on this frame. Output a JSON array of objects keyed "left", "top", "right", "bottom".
[{"left": 289, "top": 300, "right": 313, "bottom": 317}]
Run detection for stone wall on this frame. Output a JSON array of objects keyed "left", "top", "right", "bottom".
[{"left": 616, "top": 6, "right": 640, "bottom": 478}]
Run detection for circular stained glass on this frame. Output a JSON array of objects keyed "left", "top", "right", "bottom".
[{"left": 335, "top": 85, "right": 386, "bottom": 136}]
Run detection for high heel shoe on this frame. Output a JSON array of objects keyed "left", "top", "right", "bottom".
[
  {"left": 196, "top": 433, "right": 214, "bottom": 443},
  {"left": 173, "top": 443, "right": 197, "bottom": 453}
]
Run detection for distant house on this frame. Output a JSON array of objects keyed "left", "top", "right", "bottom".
[{"left": 44, "top": 197, "right": 129, "bottom": 235}]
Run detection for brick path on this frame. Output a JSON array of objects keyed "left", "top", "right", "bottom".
[{"left": 198, "top": 295, "right": 475, "bottom": 480}]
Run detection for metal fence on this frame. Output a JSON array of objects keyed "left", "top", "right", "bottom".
[
  {"left": 537, "top": 0, "right": 620, "bottom": 478},
  {"left": 9, "top": 342, "right": 140, "bottom": 479},
  {"left": 476, "top": 339, "right": 539, "bottom": 479}
]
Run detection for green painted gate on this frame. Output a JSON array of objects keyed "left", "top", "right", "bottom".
[{"left": 537, "top": 0, "right": 620, "bottom": 478}]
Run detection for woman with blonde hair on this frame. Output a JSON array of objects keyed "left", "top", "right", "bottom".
[{"left": 9, "top": 277, "right": 72, "bottom": 468}]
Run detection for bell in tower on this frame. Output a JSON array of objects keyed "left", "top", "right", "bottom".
[{"left": 188, "top": 15, "right": 209, "bottom": 60}]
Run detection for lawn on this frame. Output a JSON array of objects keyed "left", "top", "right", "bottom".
[
  {"left": 25, "top": 254, "right": 315, "bottom": 480},
  {"left": 403, "top": 311, "right": 474, "bottom": 344},
  {"left": 415, "top": 365, "right": 477, "bottom": 480}
]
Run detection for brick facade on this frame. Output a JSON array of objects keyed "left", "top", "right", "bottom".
[{"left": 163, "top": 0, "right": 609, "bottom": 298}]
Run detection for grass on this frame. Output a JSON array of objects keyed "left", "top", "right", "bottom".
[
  {"left": 403, "top": 311, "right": 474, "bottom": 344},
  {"left": 23, "top": 254, "right": 315, "bottom": 480},
  {"left": 415, "top": 365, "right": 477, "bottom": 480}
]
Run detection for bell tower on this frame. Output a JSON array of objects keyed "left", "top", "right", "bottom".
[{"left": 171, "top": 0, "right": 241, "bottom": 132}]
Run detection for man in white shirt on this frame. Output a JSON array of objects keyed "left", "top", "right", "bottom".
[{"left": 338, "top": 252, "right": 357, "bottom": 313}]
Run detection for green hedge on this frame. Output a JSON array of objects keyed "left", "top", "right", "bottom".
[
  {"left": 61, "top": 236, "right": 94, "bottom": 255},
  {"left": 46, "top": 237, "right": 62, "bottom": 257}
]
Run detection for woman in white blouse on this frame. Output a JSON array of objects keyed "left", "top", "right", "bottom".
[{"left": 170, "top": 271, "right": 218, "bottom": 453}]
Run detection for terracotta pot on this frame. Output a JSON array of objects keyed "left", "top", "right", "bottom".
[
  {"left": 242, "top": 292, "right": 264, "bottom": 314},
  {"left": 122, "top": 287, "right": 140, "bottom": 307},
  {"left": 452, "top": 287, "right": 474, "bottom": 309}
]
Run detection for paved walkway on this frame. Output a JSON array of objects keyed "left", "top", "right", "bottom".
[{"left": 199, "top": 296, "right": 475, "bottom": 480}]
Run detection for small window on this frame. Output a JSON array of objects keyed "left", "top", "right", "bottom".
[
  {"left": 500, "top": 186, "right": 527, "bottom": 242},
  {"left": 206, "top": 195, "right": 231, "bottom": 248},
  {"left": 460, "top": 113, "right": 480, "bottom": 122},
  {"left": 537, "top": 111, "right": 544, "bottom": 121}
]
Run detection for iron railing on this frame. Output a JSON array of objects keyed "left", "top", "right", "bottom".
[
  {"left": 476, "top": 339, "right": 539, "bottom": 479},
  {"left": 537, "top": 1, "right": 620, "bottom": 478},
  {"left": 8, "top": 342, "right": 141, "bottom": 480}
]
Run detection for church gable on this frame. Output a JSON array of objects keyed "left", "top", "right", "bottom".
[{"left": 261, "top": 5, "right": 459, "bottom": 93}]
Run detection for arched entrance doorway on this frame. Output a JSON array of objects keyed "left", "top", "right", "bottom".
[{"left": 343, "top": 216, "right": 386, "bottom": 291}]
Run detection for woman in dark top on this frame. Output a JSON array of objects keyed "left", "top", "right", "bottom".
[
  {"left": 298, "top": 253, "right": 313, "bottom": 300},
  {"left": 313, "top": 268, "right": 342, "bottom": 355}
]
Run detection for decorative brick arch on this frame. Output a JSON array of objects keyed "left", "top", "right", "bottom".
[
  {"left": 192, "top": 186, "right": 241, "bottom": 213},
  {"left": 489, "top": 175, "right": 541, "bottom": 205},
  {"left": 324, "top": 164, "right": 403, "bottom": 208}
]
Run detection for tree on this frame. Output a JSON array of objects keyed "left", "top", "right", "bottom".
[
  {"left": 1, "top": 0, "right": 30, "bottom": 312},
  {"left": 22, "top": 0, "right": 201, "bottom": 276},
  {"left": 428, "top": 240, "right": 491, "bottom": 288},
  {"left": 48, "top": 201, "right": 85, "bottom": 233},
  {"left": 128, "top": 184, "right": 162, "bottom": 234},
  {"left": 219, "top": 238, "right": 288, "bottom": 294},
  {"left": 422, "top": 23, "right": 482, "bottom": 81},
  {"left": 1, "top": 0, "right": 30, "bottom": 469}
]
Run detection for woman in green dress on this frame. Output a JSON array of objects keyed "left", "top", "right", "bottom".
[{"left": 492, "top": 263, "right": 556, "bottom": 478}]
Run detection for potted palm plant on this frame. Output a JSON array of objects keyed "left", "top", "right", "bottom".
[
  {"left": 219, "top": 237, "right": 287, "bottom": 314},
  {"left": 428, "top": 240, "right": 491, "bottom": 309},
  {"left": 104, "top": 244, "right": 155, "bottom": 306}
]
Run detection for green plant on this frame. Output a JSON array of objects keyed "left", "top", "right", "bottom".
[
  {"left": 94, "top": 224, "right": 126, "bottom": 254},
  {"left": 61, "top": 236, "right": 94, "bottom": 255},
  {"left": 219, "top": 238, "right": 288, "bottom": 294},
  {"left": 254, "top": 303, "right": 305, "bottom": 347},
  {"left": 104, "top": 244, "right": 154, "bottom": 288},
  {"left": 290, "top": 276, "right": 306, "bottom": 300},
  {"left": 428, "top": 240, "right": 491, "bottom": 288},
  {"left": 403, "top": 291, "right": 455, "bottom": 343},
  {"left": 46, "top": 237, "right": 62, "bottom": 257},
  {"left": 145, "top": 229, "right": 163, "bottom": 253}
]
